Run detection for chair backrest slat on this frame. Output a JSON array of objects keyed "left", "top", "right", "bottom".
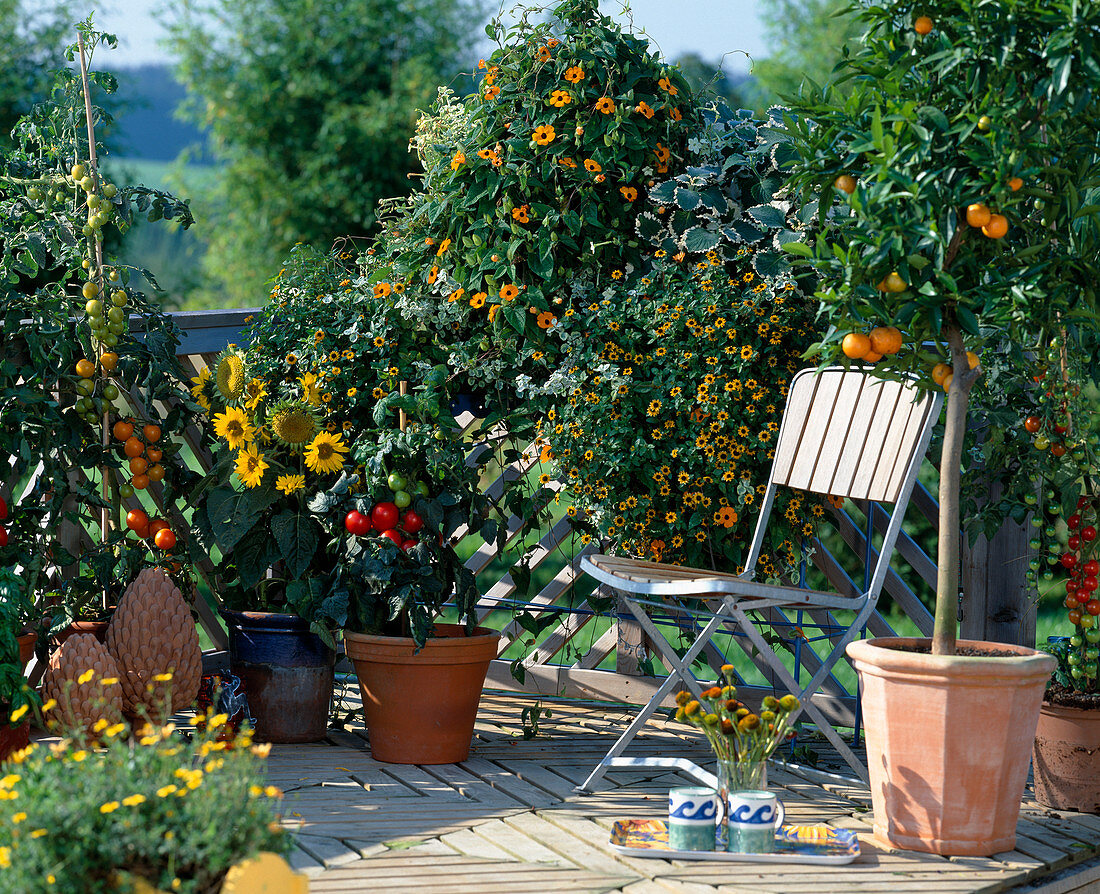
[{"left": 772, "top": 368, "right": 938, "bottom": 504}]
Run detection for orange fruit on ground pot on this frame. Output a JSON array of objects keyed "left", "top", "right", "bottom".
[
  {"left": 842, "top": 332, "right": 872, "bottom": 359},
  {"left": 914, "top": 15, "right": 933, "bottom": 34},
  {"left": 869, "top": 326, "right": 904, "bottom": 355},
  {"left": 966, "top": 203, "right": 992, "bottom": 228},
  {"left": 983, "top": 214, "right": 1008, "bottom": 239}
]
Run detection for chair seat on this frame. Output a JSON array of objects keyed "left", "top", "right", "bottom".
[{"left": 582, "top": 554, "right": 863, "bottom": 611}]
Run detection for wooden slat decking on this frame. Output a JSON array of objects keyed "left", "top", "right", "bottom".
[{"left": 265, "top": 691, "right": 1100, "bottom": 893}]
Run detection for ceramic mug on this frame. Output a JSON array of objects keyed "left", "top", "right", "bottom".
[
  {"left": 668, "top": 786, "right": 719, "bottom": 851},
  {"left": 726, "top": 789, "right": 784, "bottom": 853}
]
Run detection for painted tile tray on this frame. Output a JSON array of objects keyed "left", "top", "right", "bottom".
[{"left": 608, "top": 819, "right": 860, "bottom": 864}]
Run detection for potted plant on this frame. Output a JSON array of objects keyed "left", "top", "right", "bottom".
[
  {"left": 0, "top": 568, "right": 42, "bottom": 760},
  {"left": 0, "top": 711, "right": 298, "bottom": 892},
  {"left": 783, "top": 1, "right": 1100, "bottom": 855}
]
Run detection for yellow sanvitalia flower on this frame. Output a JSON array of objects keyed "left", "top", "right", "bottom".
[
  {"left": 213, "top": 406, "right": 255, "bottom": 450},
  {"left": 304, "top": 432, "right": 348, "bottom": 475},
  {"left": 235, "top": 444, "right": 269, "bottom": 489}
]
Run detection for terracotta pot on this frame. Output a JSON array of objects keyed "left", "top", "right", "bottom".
[
  {"left": 17, "top": 631, "right": 36, "bottom": 668},
  {"left": 847, "top": 637, "right": 1055, "bottom": 856},
  {"left": 53, "top": 619, "right": 110, "bottom": 648},
  {"left": 0, "top": 720, "right": 29, "bottom": 762},
  {"left": 344, "top": 624, "right": 500, "bottom": 764},
  {"left": 1032, "top": 700, "right": 1100, "bottom": 813},
  {"left": 222, "top": 609, "right": 335, "bottom": 743}
]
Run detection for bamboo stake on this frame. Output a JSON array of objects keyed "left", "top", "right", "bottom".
[
  {"left": 399, "top": 381, "right": 408, "bottom": 432},
  {"left": 76, "top": 32, "right": 112, "bottom": 609}
]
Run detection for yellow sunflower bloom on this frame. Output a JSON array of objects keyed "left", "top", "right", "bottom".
[
  {"left": 212, "top": 407, "right": 255, "bottom": 450},
  {"left": 275, "top": 474, "right": 306, "bottom": 495},
  {"left": 304, "top": 431, "right": 349, "bottom": 475},
  {"left": 235, "top": 443, "right": 269, "bottom": 488},
  {"left": 298, "top": 371, "right": 322, "bottom": 406}
]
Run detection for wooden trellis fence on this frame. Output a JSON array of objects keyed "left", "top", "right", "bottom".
[{"left": 27, "top": 309, "right": 1034, "bottom": 730}]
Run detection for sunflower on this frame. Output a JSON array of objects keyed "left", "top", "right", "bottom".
[
  {"left": 298, "top": 371, "right": 322, "bottom": 406},
  {"left": 269, "top": 401, "right": 319, "bottom": 447},
  {"left": 235, "top": 443, "right": 268, "bottom": 489},
  {"left": 243, "top": 377, "right": 267, "bottom": 411},
  {"left": 212, "top": 406, "right": 254, "bottom": 450},
  {"left": 304, "top": 431, "right": 349, "bottom": 475},
  {"left": 214, "top": 349, "right": 247, "bottom": 401},
  {"left": 190, "top": 366, "right": 212, "bottom": 412},
  {"left": 275, "top": 473, "right": 305, "bottom": 496}
]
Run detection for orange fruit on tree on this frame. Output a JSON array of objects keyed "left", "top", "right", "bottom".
[
  {"left": 863, "top": 351, "right": 884, "bottom": 363},
  {"left": 982, "top": 214, "right": 1008, "bottom": 239},
  {"left": 146, "top": 448, "right": 163, "bottom": 463},
  {"left": 75, "top": 358, "right": 96, "bottom": 378},
  {"left": 113, "top": 419, "right": 134, "bottom": 441},
  {"left": 132, "top": 473, "right": 150, "bottom": 490},
  {"left": 914, "top": 15, "right": 933, "bottom": 35},
  {"left": 154, "top": 528, "right": 177, "bottom": 551},
  {"left": 931, "top": 362, "right": 952, "bottom": 385},
  {"left": 1008, "top": 177, "right": 1023, "bottom": 192},
  {"left": 129, "top": 457, "right": 148, "bottom": 475},
  {"left": 842, "top": 332, "right": 872, "bottom": 359},
  {"left": 125, "top": 509, "right": 149, "bottom": 532},
  {"left": 869, "top": 326, "right": 903, "bottom": 355},
  {"left": 833, "top": 174, "right": 857, "bottom": 194},
  {"left": 143, "top": 424, "right": 162, "bottom": 443},
  {"left": 123, "top": 437, "right": 145, "bottom": 458},
  {"left": 942, "top": 373, "right": 954, "bottom": 392},
  {"left": 147, "top": 464, "right": 165, "bottom": 483},
  {"left": 882, "top": 272, "right": 907, "bottom": 293},
  {"left": 99, "top": 351, "right": 118, "bottom": 372},
  {"left": 966, "top": 351, "right": 980, "bottom": 369},
  {"left": 965, "top": 203, "right": 991, "bottom": 228}
]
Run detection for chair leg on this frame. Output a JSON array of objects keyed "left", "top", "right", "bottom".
[
  {"left": 730, "top": 605, "right": 870, "bottom": 783},
  {"left": 576, "top": 600, "right": 735, "bottom": 793}
]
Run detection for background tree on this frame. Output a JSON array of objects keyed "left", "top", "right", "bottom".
[
  {"left": 0, "top": 0, "right": 78, "bottom": 145},
  {"left": 164, "top": 0, "right": 490, "bottom": 307}
]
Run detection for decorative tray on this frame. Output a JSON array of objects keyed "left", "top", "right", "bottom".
[{"left": 608, "top": 819, "right": 860, "bottom": 864}]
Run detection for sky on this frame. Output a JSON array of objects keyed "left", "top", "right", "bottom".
[{"left": 92, "top": 0, "right": 770, "bottom": 72}]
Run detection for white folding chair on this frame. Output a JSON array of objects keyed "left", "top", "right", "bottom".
[{"left": 576, "top": 367, "right": 943, "bottom": 790}]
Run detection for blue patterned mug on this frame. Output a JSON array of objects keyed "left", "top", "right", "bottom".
[
  {"left": 726, "top": 789, "right": 784, "bottom": 853},
  {"left": 668, "top": 786, "right": 719, "bottom": 851}
]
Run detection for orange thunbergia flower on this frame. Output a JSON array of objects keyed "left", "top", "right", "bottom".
[
  {"left": 558, "top": 157, "right": 577, "bottom": 168},
  {"left": 532, "top": 124, "right": 556, "bottom": 145},
  {"left": 484, "top": 85, "right": 500, "bottom": 101},
  {"left": 658, "top": 76, "right": 678, "bottom": 95},
  {"left": 595, "top": 173, "right": 606, "bottom": 183},
  {"left": 654, "top": 143, "right": 671, "bottom": 163},
  {"left": 373, "top": 282, "right": 392, "bottom": 297},
  {"left": 670, "top": 106, "right": 683, "bottom": 121},
  {"left": 564, "top": 65, "right": 584, "bottom": 83},
  {"left": 450, "top": 152, "right": 466, "bottom": 170},
  {"left": 595, "top": 96, "right": 616, "bottom": 114},
  {"left": 547, "top": 38, "right": 560, "bottom": 48},
  {"left": 447, "top": 288, "right": 466, "bottom": 303},
  {"left": 620, "top": 186, "right": 638, "bottom": 201},
  {"left": 500, "top": 284, "right": 520, "bottom": 302},
  {"left": 428, "top": 266, "right": 439, "bottom": 284},
  {"left": 477, "top": 148, "right": 494, "bottom": 159},
  {"left": 436, "top": 238, "right": 451, "bottom": 256},
  {"left": 469, "top": 292, "right": 486, "bottom": 308},
  {"left": 478, "top": 59, "right": 486, "bottom": 69},
  {"left": 584, "top": 159, "right": 601, "bottom": 172},
  {"left": 512, "top": 205, "right": 530, "bottom": 223},
  {"left": 536, "top": 45, "right": 552, "bottom": 61},
  {"left": 635, "top": 101, "right": 654, "bottom": 118},
  {"left": 536, "top": 311, "right": 557, "bottom": 329},
  {"left": 548, "top": 90, "right": 571, "bottom": 107}
]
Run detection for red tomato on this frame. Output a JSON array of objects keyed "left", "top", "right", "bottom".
[
  {"left": 371, "top": 502, "right": 399, "bottom": 532},
  {"left": 1080, "top": 496, "right": 1091, "bottom": 510},
  {"left": 1084, "top": 526, "right": 1098, "bottom": 543},
  {"left": 126, "top": 509, "right": 150, "bottom": 532},
  {"left": 1067, "top": 580, "right": 1079, "bottom": 595},
  {"left": 1083, "top": 576, "right": 1098, "bottom": 593},
  {"left": 401, "top": 510, "right": 424, "bottom": 534},
  {"left": 1055, "top": 422, "right": 1069, "bottom": 435},
  {"left": 1068, "top": 514, "right": 1082, "bottom": 530},
  {"left": 1024, "top": 416, "right": 1041, "bottom": 433},
  {"left": 1069, "top": 610, "right": 1083, "bottom": 625},
  {"left": 401, "top": 539, "right": 418, "bottom": 552},
  {"left": 345, "top": 510, "right": 372, "bottom": 536},
  {"left": 1066, "top": 597, "right": 1081, "bottom": 610},
  {"left": 0, "top": 526, "right": 7, "bottom": 547},
  {"left": 1062, "top": 552, "right": 1078, "bottom": 569},
  {"left": 1089, "top": 600, "right": 1100, "bottom": 616},
  {"left": 0, "top": 496, "right": 7, "bottom": 520},
  {"left": 1069, "top": 535, "right": 1082, "bottom": 550},
  {"left": 380, "top": 529, "right": 403, "bottom": 546},
  {"left": 154, "top": 528, "right": 176, "bottom": 550},
  {"left": 1086, "top": 561, "right": 1100, "bottom": 577}
]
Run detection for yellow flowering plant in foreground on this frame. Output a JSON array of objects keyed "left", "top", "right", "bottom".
[{"left": 0, "top": 708, "right": 288, "bottom": 893}]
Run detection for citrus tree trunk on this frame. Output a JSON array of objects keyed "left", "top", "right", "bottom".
[{"left": 933, "top": 323, "right": 977, "bottom": 656}]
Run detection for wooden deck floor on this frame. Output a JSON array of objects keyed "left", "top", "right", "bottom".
[{"left": 268, "top": 690, "right": 1100, "bottom": 894}]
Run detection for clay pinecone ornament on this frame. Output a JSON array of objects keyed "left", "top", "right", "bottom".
[
  {"left": 107, "top": 567, "right": 202, "bottom": 723},
  {"left": 43, "top": 634, "right": 124, "bottom": 733}
]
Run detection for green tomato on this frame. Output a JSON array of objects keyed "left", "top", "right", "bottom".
[
  {"left": 415, "top": 480, "right": 430, "bottom": 497},
  {"left": 108, "top": 306, "right": 125, "bottom": 323},
  {"left": 108, "top": 320, "right": 125, "bottom": 335},
  {"left": 85, "top": 299, "right": 104, "bottom": 316},
  {"left": 1071, "top": 666, "right": 1085, "bottom": 679},
  {"left": 75, "top": 378, "right": 95, "bottom": 396},
  {"left": 102, "top": 333, "right": 118, "bottom": 347},
  {"left": 1071, "top": 635, "right": 1084, "bottom": 647},
  {"left": 102, "top": 383, "right": 119, "bottom": 401},
  {"left": 1087, "top": 647, "right": 1099, "bottom": 661},
  {"left": 103, "top": 183, "right": 117, "bottom": 198},
  {"left": 394, "top": 490, "right": 412, "bottom": 509},
  {"left": 387, "top": 472, "right": 408, "bottom": 492},
  {"left": 1085, "top": 661, "right": 1099, "bottom": 677},
  {"left": 118, "top": 482, "right": 134, "bottom": 498},
  {"left": 1086, "top": 628, "right": 1100, "bottom": 643},
  {"left": 1068, "top": 652, "right": 1081, "bottom": 666}
]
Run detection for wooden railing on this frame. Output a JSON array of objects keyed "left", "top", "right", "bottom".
[{"left": 36, "top": 309, "right": 1033, "bottom": 726}]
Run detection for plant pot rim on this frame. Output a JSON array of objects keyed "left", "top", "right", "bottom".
[
  {"left": 847, "top": 637, "right": 1055, "bottom": 681},
  {"left": 220, "top": 608, "right": 312, "bottom": 631},
  {"left": 344, "top": 624, "right": 499, "bottom": 647}
]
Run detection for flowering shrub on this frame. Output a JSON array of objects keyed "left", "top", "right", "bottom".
[
  {"left": 374, "top": 0, "right": 703, "bottom": 390},
  {"left": 0, "top": 708, "right": 288, "bottom": 893}
]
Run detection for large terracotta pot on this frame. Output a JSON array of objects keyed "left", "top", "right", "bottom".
[
  {"left": 221, "top": 610, "right": 335, "bottom": 744},
  {"left": 846, "top": 637, "right": 1055, "bottom": 856},
  {"left": 17, "top": 631, "right": 36, "bottom": 667},
  {"left": 53, "top": 619, "right": 110, "bottom": 648},
  {"left": 1032, "top": 700, "right": 1100, "bottom": 813},
  {"left": 344, "top": 624, "right": 500, "bottom": 764}
]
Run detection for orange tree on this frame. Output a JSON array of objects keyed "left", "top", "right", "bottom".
[{"left": 781, "top": 1, "right": 1100, "bottom": 654}]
